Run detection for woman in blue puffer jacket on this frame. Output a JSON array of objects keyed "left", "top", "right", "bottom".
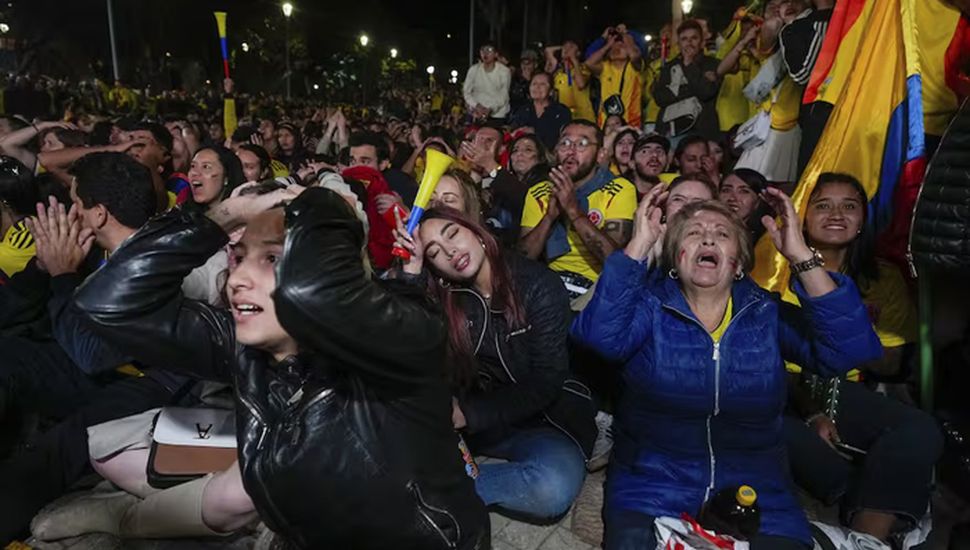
[{"left": 571, "top": 186, "right": 882, "bottom": 549}]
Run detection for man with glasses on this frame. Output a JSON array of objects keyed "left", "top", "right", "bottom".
[
  {"left": 519, "top": 120, "right": 636, "bottom": 300},
  {"left": 462, "top": 41, "right": 512, "bottom": 122}
]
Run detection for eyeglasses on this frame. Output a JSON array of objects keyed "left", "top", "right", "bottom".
[{"left": 557, "top": 137, "right": 598, "bottom": 151}]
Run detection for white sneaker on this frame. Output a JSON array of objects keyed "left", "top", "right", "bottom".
[{"left": 587, "top": 411, "right": 613, "bottom": 472}]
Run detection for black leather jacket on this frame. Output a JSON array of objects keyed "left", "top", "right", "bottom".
[
  {"left": 452, "top": 254, "right": 597, "bottom": 459},
  {"left": 74, "top": 189, "right": 488, "bottom": 549}
]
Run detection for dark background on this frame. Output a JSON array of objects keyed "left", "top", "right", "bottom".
[{"left": 1, "top": 0, "right": 738, "bottom": 95}]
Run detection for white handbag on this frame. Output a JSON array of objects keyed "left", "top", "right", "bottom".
[
  {"left": 733, "top": 109, "right": 772, "bottom": 150},
  {"left": 743, "top": 51, "right": 786, "bottom": 104}
]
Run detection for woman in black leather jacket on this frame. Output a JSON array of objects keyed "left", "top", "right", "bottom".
[
  {"left": 72, "top": 184, "right": 488, "bottom": 549},
  {"left": 394, "top": 206, "right": 596, "bottom": 522}
]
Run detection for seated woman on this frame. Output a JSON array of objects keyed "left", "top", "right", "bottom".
[
  {"left": 181, "top": 146, "right": 246, "bottom": 305},
  {"left": 394, "top": 207, "right": 596, "bottom": 522},
  {"left": 571, "top": 188, "right": 882, "bottom": 549},
  {"left": 604, "top": 127, "right": 638, "bottom": 176},
  {"left": 718, "top": 168, "right": 772, "bottom": 242},
  {"left": 509, "top": 72, "right": 571, "bottom": 151},
  {"left": 58, "top": 183, "right": 489, "bottom": 548},
  {"left": 429, "top": 168, "right": 483, "bottom": 221},
  {"left": 782, "top": 172, "right": 943, "bottom": 543},
  {"left": 508, "top": 134, "right": 550, "bottom": 187}
]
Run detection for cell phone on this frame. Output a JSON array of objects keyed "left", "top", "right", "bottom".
[{"left": 833, "top": 441, "right": 867, "bottom": 460}]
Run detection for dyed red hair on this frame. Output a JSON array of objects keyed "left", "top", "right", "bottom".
[{"left": 421, "top": 207, "right": 526, "bottom": 390}]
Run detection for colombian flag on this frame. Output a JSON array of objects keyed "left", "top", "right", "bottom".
[{"left": 752, "top": 0, "right": 966, "bottom": 292}]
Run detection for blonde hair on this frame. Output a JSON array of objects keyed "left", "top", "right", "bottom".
[
  {"left": 441, "top": 168, "right": 483, "bottom": 221},
  {"left": 662, "top": 200, "right": 753, "bottom": 273}
]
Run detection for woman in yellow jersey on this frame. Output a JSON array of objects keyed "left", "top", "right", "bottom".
[
  {"left": 0, "top": 156, "right": 36, "bottom": 277},
  {"left": 782, "top": 173, "right": 942, "bottom": 543},
  {"left": 544, "top": 41, "right": 596, "bottom": 123}
]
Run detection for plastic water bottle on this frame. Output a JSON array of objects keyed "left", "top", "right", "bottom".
[{"left": 699, "top": 485, "right": 761, "bottom": 540}]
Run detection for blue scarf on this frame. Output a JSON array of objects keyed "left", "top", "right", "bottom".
[{"left": 545, "top": 167, "right": 615, "bottom": 261}]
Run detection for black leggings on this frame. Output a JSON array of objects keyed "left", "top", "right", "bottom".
[{"left": 784, "top": 382, "right": 942, "bottom": 525}]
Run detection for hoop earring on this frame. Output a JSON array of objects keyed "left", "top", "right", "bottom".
[
  {"left": 668, "top": 268, "right": 679, "bottom": 280},
  {"left": 479, "top": 239, "right": 486, "bottom": 250},
  {"left": 438, "top": 278, "right": 451, "bottom": 289},
  {"left": 735, "top": 271, "right": 744, "bottom": 281}
]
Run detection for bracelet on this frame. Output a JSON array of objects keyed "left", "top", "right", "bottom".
[{"left": 789, "top": 248, "right": 825, "bottom": 274}]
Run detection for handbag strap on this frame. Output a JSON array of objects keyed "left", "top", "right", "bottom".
[{"left": 617, "top": 61, "right": 628, "bottom": 95}]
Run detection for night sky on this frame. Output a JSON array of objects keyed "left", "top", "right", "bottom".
[{"left": 7, "top": 0, "right": 736, "bottom": 90}]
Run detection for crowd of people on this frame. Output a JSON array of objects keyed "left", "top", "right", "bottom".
[{"left": 0, "top": 0, "right": 959, "bottom": 548}]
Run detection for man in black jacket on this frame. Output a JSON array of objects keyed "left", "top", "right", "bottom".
[{"left": 0, "top": 153, "right": 195, "bottom": 543}]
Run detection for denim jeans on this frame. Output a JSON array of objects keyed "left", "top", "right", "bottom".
[
  {"left": 604, "top": 508, "right": 811, "bottom": 550},
  {"left": 473, "top": 426, "right": 587, "bottom": 521}
]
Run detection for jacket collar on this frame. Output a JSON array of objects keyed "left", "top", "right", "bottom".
[{"left": 653, "top": 272, "right": 767, "bottom": 323}]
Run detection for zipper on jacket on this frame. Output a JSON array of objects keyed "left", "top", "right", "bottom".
[
  {"left": 407, "top": 480, "right": 460, "bottom": 549},
  {"left": 452, "top": 288, "right": 489, "bottom": 354},
  {"left": 661, "top": 299, "right": 757, "bottom": 502}
]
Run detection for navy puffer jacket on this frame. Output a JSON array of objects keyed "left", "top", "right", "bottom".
[{"left": 571, "top": 252, "right": 882, "bottom": 545}]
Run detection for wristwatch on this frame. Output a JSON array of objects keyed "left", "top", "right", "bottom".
[{"left": 790, "top": 248, "right": 825, "bottom": 274}]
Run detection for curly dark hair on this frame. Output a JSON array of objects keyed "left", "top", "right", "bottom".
[{"left": 68, "top": 152, "right": 156, "bottom": 230}]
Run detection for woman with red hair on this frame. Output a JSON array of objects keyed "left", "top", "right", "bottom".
[{"left": 394, "top": 207, "right": 596, "bottom": 522}]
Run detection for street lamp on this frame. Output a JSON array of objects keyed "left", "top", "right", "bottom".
[
  {"left": 359, "top": 34, "right": 369, "bottom": 47},
  {"left": 681, "top": 0, "right": 694, "bottom": 15},
  {"left": 645, "top": 34, "right": 653, "bottom": 42},
  {"left": 0, "top": 23, "right": 10, "bottom": 34},
  {"left": 241, "top": 42, "right": 250, "bottom": 53},
  {"left": 390, "top": 48, "right": 398, "bottom": 58},
  {"left": 282, "top": 2, "right": 293, "bottom": 99},
  {"left": 426, "top": 66, "right": 435, "bottom": 75}
]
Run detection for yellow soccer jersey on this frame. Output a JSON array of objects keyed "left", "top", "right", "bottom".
[{"left": 521, "top": 176, "right": 637, "bottom": 281}]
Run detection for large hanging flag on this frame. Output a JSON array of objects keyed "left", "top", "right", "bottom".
[{"left": 751, "top": 0, "right": 965, "bottom": 292}]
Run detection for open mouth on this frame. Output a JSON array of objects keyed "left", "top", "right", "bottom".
[
  {"left": 823, "top": 223, "right": 847, "bottom": 230},
  {"left": 696, "top": 252, "right": 720, "bottom": 268},
  {"left": 453, "top": 253, "right": 470, "bottom": 272},
  {"left": 232, "top": 302, "right": 264, "bottom": 321}
]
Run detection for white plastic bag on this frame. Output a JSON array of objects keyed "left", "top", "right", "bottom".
[{"left": 654, "top": 515, "right": 749, "bottom": 550}]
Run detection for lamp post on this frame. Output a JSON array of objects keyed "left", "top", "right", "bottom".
[
  {"left": 282, "top": 2, "right": 293, "bottom": 99},
  {"left": 106, "top": 0, "right": 120, "bottom": 82},
  {"left": 426, "top": 65, "right": 435, "bottom": 91},
  {"left": 359, "top": 33, "right": 370, "bottom": 107},
  {"left": 390, "top": 48, "right": 398, "bottom": 59}
]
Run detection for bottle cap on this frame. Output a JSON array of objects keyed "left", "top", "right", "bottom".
[{"left": 736, "top": 486, "right": 757, "bottom": 507}]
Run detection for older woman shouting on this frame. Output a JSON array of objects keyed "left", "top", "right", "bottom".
[{"left": 571, "top": 187, "right": 882, "bottom": 550}]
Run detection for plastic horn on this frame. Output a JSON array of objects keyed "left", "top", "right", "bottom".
[
  {"left": 214, "top": 12, "right": 230, "bottom": 79},
  {"left": 391, "top": 148, "right": 455, "bottom": 260}
]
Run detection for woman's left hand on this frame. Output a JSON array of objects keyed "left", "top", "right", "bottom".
[{"left": 760, "top": 187, "right": 814, "bottom": 264}]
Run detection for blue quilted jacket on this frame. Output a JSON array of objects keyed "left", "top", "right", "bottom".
[{"left": 571, "top": 252, "right": 882, "bottom": 544}]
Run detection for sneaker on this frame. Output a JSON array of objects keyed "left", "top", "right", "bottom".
[{"left": 587, "top": 411, "right": 613, "bottom": 472}]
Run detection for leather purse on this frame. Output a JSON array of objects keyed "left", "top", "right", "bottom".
[{"left": 147, "top": 407, "right": 238, "bottom": 489}]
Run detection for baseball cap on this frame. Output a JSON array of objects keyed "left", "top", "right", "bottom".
[{"left": 634, "top": 133, "right": 671, "bottom": 155}]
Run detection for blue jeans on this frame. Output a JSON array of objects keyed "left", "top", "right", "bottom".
[{"left": 473, "top": 426, "right": 587, "bottom": 521}]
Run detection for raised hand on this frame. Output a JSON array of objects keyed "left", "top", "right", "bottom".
[
  {"left": 624, "top": 185, "right": 668, "bottom": 262},
  {"left": 25, "top": 197, "right": 94, "bottom": 276},
  {"left": 549, "top": 166, "right": 581, "bottom": 221},
  {"left": 391, "top": 207, "right": 423, "bottom": 275},
  {"left": 760, "top": 187, "right": 814, "bottom": 264}
]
